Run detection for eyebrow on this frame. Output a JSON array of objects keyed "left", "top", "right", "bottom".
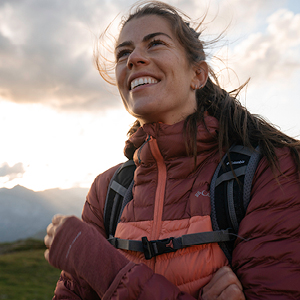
[{"left": 115, "top": 32, "right": 172, "bottom": 50}]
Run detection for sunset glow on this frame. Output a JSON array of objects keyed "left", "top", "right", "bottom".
[{"left": 1, "top": 0, "right": 299, "bottom": 191}]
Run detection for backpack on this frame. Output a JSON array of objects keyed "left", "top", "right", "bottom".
[{"left": 104, "top": 144, "right": 261, "bottom": 264}]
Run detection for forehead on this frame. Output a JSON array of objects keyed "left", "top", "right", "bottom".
[{"left": 117, "top": 15, "right": 174, "bottom": 45}]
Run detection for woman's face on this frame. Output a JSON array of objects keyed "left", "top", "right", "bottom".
[{"left": 115, "top": 15, "right": 201, "bottom": 125}]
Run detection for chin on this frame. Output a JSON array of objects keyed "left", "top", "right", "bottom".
[{"left": 129, "top": 102, "right": 160, "bottom": 118}]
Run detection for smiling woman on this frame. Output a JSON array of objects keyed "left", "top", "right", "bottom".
[
  {"left": 114, "top": 15, "right": 204, "bottom": 125},
  {"left": 44, "top": 1, "right": 300, "bottom": 299}
]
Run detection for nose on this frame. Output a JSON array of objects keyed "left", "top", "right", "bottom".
[{"left": 127, "top": 48, "right": 150, "bottom": 69}]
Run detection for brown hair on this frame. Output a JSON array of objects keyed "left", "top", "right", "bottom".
[{"left": 95, "top": 0, "right": 300, "bottom": 173}]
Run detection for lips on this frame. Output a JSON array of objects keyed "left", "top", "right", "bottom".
[{"left": 129, "top": 76, "right": 159, "bottom": 90}]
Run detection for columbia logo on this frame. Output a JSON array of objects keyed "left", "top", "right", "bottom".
[
  {"left": 226, "top": 160, "right": 245, "bottom": 166},
  {"left": 195, "top": 190, "right": 210, "bottom": 197}
]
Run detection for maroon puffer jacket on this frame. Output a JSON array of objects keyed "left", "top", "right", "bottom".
[{"left": 49, "top": 117, "right": 300, "bottom": 299}]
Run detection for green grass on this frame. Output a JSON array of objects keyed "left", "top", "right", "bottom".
[{"left": 0, "top": 239, "right": 61, "bottom": 300}]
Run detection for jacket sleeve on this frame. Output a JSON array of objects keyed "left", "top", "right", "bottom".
[
  {"left": 232, "top": 147, "right": 300, "bottom": 299},
  {"left": 53, "top": 271, "right": 100, "bottom": 300},
  {"left": 49, "top": 216, "right": 198, "bottom": 300},
  {"left": 52, "top": 165, "right": 119, "bottom": 299}
]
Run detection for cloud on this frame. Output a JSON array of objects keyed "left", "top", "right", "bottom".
[
  {"left": 228, "top": 9, "right": 300, "bottom": 84},
  {"left": 0, "top": 0, "right": 129, "bottom": 111},
  {"left": 218, "top": 0, "right": 285, "bottom": 27},
  {"left": 0, "top": 0, "right": 295, "bottom": 111},
  {"left": 0, "top": 162, "right": 25, "bottom": 180}
]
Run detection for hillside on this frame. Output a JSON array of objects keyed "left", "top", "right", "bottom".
[
  {"left": 0, "top": 239, "right": 61, "bottom": 300},
  {"left": 0, "top": 185, "right": 89, "bottom": 242}
]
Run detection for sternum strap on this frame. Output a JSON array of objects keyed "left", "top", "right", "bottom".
[{"left": 108, "top": 229, "right": 233, "bottom": 260}]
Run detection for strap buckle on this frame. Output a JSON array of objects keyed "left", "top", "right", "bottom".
[
  {"left": 107, "top": 236, "right": 118, "bottom": 247},
  {"left": 142, "top": 237, "right": 176, "bottom": 260}
]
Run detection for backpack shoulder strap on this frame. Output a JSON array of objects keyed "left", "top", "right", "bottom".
[
  {"left": 103, "top": 160, "right": 136, "bottom": 238},
  {"left": 210, "top": 144, "right": 261, "bottom": 263},
  {"left": 105, "top": 145, "right": 261, "bottom": 263}
]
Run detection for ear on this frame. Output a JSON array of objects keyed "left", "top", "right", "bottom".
[{"left": 191, "top": 61, "right": 208, "bottom": 90}]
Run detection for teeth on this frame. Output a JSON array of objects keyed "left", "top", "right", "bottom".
[{"left": 130, "top": 77, "right": 158, "bottom": 90}]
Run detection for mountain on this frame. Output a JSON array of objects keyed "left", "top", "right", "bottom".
[{"left": 0, "top": 185, "right": 89, "bottom": 242}]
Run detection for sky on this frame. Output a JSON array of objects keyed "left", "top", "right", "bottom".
[{"left": 0, "top": 0, "right": 300, "bottom": 192}]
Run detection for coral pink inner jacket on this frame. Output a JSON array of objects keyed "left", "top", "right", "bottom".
[{"left": 50, "top": 116, "right": 300, "bottom": 299}]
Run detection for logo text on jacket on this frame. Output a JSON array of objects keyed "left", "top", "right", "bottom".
[{"left": 195, "top": 190, "right": 210, "bottom": 197}]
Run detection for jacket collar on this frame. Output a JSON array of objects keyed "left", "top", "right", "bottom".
[{"left": 124, "top": 116, "right": 219, "bottom": 161}]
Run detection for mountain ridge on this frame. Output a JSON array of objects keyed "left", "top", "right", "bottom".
[{"left": 0, "top": 185, "right": 89, "bottom": 242}]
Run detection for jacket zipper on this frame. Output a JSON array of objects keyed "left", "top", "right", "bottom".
[{"left": 148, "top": 136, "right": 167, "bottom": 241}]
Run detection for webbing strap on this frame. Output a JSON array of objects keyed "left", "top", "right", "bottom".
[
  {"left": 243, "top": 146, "right": 261, "bottom": 210},
  {"left": 227, "top": 180, "right": 239, "bottom": 233},
  {"left": 215, "top": 166, "right": 247, "bottom": 187},
  {"left": 210, "top": 144, "right": 261, "bottom": 264},
  {"left": 117, "top": 180, "right": 134, "bottom": 225},
  {"left": 174, "top": 229, "right": 232, "bottom": 248},
  {"left": 108, "top": 229, "right": 233, "bottom": 260},
  {"left": 103, "top": 164, "right": 123, "bottom": 233},
  {"left": 108, "top": 237, "right": 144, "bottom": 252},
  {"left": 111, "top": 180, "right": 127, "bottom": 197}
]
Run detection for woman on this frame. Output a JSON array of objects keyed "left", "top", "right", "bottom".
[{"left": 44, "top": 1, "right": 300, "bottom": 299}]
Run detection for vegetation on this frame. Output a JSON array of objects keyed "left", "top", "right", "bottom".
[{"left": 0, "top": 239, "right": 61, "bottom": 300}]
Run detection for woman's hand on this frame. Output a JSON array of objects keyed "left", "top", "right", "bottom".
[
  {"left": 201, "top": 266, "right": 245, "bottom": 300},
  {"left": 44, "top": 214, "right": 69, "bottom": 262}
]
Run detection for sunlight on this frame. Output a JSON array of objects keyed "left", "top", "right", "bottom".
[{"left": 0, "top": 100, "right": 135, "bottom": 191}]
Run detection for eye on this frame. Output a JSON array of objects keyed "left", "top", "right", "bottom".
[
  {"left": 116, "top": 49, "right": 131, "bottom": 62},
  {"left": 148, "top": 39, "right": 166, "bottom": 48}
]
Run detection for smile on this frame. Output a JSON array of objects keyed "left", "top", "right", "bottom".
[{"left": 130, "top": 77, "right": 158, "bottom": 90}]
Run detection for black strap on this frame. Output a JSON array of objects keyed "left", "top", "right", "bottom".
[
  {"left": 210, "top": 144, "right": 261, "bottom": 263},
  {"left": 104, "top": 160, "right": 136, "bottom": 237},
  {"left": 108, "top": 229, "right": 233, "bottom": 260}
]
